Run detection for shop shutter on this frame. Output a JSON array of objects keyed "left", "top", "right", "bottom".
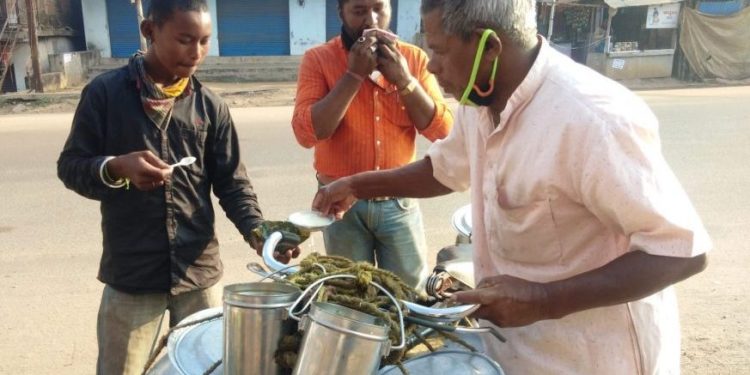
[
  {"left": 325, "top": 0, "right": 399, "bottom": 41},
  {"left": 326, "top": 0, "right": 340, "bottom": 41},
  {"left": 217, "top": 0, "right": 290, "bottom": 56},
  {"left": 392, "top": 0, "right": 399, "bottom": 35},
  {"left": 107, "top": 0, "right": 151, "bottom": 58},
  {"left": 697, "top": 0, "right": 743, "bottom": 15}
]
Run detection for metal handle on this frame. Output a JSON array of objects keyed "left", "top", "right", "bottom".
[
  {"left": 262, "top": 231, "right": 300, "bottom": 274},
  {"left": 454, "top": 326, "right": 507, "bottom": 343},
  {"left": 404, "top": 316, "right": 507, "bottom": 343},
  {"left": 401, "top": 300, "right": 480, "bottom": 323},
  {"left": 286, "top": 274, "right": 406, "bottom": 351},
  {"left": 245, "top": 262, "right": 300, "bottom": 285}
]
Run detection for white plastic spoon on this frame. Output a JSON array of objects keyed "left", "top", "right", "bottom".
[{"left": 170, "top": 156, "right": 196, "bottom": 170}]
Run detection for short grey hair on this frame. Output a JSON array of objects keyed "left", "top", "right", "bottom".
[{"left": 421, "top": 0, "right": 538, "bottom": 49}]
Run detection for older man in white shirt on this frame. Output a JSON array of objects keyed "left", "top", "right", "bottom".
[{"left": 312, "top": 0, "right": 711, "bottom": 373}]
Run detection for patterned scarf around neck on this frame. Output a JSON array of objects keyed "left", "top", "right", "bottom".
[{"left": 128, "top": 52, "right": 191, "bottom": 128}]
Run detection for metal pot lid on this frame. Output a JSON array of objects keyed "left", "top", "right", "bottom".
[
  {"left": 167, "top": 307, "right": 223, "bottom": 375},
  {"left": 451, "top": 204, "right": 472, "bottom": 238},
  {"left": 378, "top": 350, "right": 505, "bottom": 374}
]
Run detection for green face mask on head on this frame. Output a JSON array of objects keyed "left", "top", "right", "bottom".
[{"left": 459, "top": 29, "right": 499, "bottom": 107}]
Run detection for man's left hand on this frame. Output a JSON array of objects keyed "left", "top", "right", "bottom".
[
  {"left": 452, "top": 274, "right": 551, "bottom": 327},
  {"left": 247, "top": 233, "right": 301, "bottom": 264}
]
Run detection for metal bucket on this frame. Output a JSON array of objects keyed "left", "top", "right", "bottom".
[
  {"left": 145, "top": 309, "right": 502, "bottom": 375},
  {"left": 288, "top": 274, "right": 405, "bottom": 375},
  {"left": 223, "top": 282, "right": 301, "bottom": 375},
  {"left": 293, "top": 302, "right": 391, "bottom": 375}
]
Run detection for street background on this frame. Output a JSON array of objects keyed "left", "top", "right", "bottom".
[{"left": 0, "top": 85, "right": 748, "bottom": 374}]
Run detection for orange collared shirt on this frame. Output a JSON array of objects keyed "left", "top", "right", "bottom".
[{"left": 292, "top": 36, "right": 453, "bottom": 178}]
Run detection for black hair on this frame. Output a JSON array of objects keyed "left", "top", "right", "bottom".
[
  {"left": 146, "top": 0, "right": 209, "bottom": 26},
  {"left": 338, "top": 0, "right": 391, "bottom": 8}
]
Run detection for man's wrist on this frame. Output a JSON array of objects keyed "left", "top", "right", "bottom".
[
  {"left": 397, "top": 77, "right": 418, "bottom": 96},
  {"left": 99, "top": 156, "right": 128, "bottom": 189},
  {"left": 542, "top": 281, "right": 570, "bottom": 320},
  {"left": 345, "top": 70, "right": 365, "bottom": 83}
]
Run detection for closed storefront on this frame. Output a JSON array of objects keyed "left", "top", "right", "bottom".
[
  {"left": 107, "top": 0, "right": 150, "bottom": 58},
  {"left": 217, "top": 0, "right": 290, "bottom": 56},
  {"left": 538, "top": 0, "right": 683, "bottom": 79},
  {"left": 326, "top": 0, "right": 340, "bottom": 41},
  {"left": 93, "top": 0, "right": 412, "bottom": 59}
]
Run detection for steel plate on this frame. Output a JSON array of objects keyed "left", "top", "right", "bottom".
[
  {"left": 379, "top": 349, "right": 505, "bottom": 374},
  {"left": 451, "top": 204, "right": 472, "bottom": 238},
  {"left": 167, "top": 307, "right": 223, "bottom": 375}
]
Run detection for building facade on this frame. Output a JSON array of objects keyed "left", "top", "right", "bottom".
[
  {"left": 537, "top": 0, "right": 687, "bottom": 80},
  {"left": 1, "top": 0, "right": 84, "bottom": 92},
  {"left": 82, "top": 0, "right": 421, "bottom": 59}
]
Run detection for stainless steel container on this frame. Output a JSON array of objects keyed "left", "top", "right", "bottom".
[
  {"left": 293, "top": 302, "right": 391, "bottom": 375},
  {"left": 451, "top": 204, "right": 472, "bottom": 244},
  {"left": 223, "top": 282, "right": 301, "bottom": 375}
]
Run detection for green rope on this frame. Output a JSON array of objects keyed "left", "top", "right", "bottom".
[{"left": 411, "top": 330, "right": 436, "bottom": 353}]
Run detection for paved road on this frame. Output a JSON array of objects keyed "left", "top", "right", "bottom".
[{"left": 0, "top": 86, "right": 748, "bottom": 374}]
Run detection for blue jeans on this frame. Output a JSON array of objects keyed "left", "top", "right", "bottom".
[{"left": 322, "top": 197, "right": 429, "bottom": 289}]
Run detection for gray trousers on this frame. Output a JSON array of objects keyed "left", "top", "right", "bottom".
[{"left": 96, "top": 283, "right": 222, "bottom": 375}]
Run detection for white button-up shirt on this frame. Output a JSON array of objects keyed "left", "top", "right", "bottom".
[{"left": 427, "top": 38, "right": 712, "bottom": 374}]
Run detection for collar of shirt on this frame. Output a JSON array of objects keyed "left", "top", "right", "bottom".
[{"left": 487, "top": 36, "right": 552, "bottom": 133}]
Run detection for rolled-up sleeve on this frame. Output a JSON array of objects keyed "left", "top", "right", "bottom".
[
  {"left": 292, "top": 50, "right": 328, "bottom": 149},
  {"left": 427, "top": 106, "right": 470, "bottom": 192},
  {"left": 415, "top": 51, "right": 453, "bottom": 142}
]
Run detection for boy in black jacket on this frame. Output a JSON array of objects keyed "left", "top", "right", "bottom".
[{"left": 57, "top": 1, "right": 297, "bottom": 373}]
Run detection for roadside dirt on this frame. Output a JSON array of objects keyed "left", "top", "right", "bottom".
[
  {"left": 1, "top": 77, "right": 743, "bottom": 115},
  {"left": 0, "top": 82, "right": 298, "bottom": 115}
]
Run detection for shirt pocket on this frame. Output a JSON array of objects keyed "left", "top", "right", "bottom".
[
  {"left": 169, "top": 118, "right": 208, "bottom": 179},
  {"left": 489, "top": 197, "right": 562, "bottom": 265},
  {"left": 382, "top": 94, "right": 412, "bottom": 128},
  {"left": 175, "top": 120, "right": 208, "bottom": 144},
  {"left": 394, "top": 197, "right": 418, "bottom": 211}
]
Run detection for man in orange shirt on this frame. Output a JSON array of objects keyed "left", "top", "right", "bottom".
[{"left": 292, "top": 0, "right": 453, "bottom": 288}]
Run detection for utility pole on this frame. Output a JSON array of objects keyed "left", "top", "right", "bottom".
[
  {"left": 134, "top": 0, "right": 147, "bottom": 51},
  {"left": 547, "top": 0, "right": 557, "bottom": 40},
  {"left": 24, "top": 0, "right": 42, "bottom": 92}
]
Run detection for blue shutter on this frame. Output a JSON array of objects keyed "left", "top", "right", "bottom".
[
  {"left": 107, "top": 0, "right": 151, "bottom": 58},
  {"left": 326, "top": 0, "right": 341, "bottom": 41},
  {"left": 391, "top": 0, "right": 399, "bottom": 35},
  {"left": 697, "top": 0, "right": 743, "bottom": 15},
  {"left": 326, "top": 0, "right": 399, "bottom": 41},
  {"left": 217, "top": 0, "right": 290, "bottom": 56}
]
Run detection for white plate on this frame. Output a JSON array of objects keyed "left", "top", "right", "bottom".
[
  {"left": 451, "top": 204, "right": 472, "bottom": 238},
  {"left": 288, "top": 210, "right": 335, "bottom": 231}
]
